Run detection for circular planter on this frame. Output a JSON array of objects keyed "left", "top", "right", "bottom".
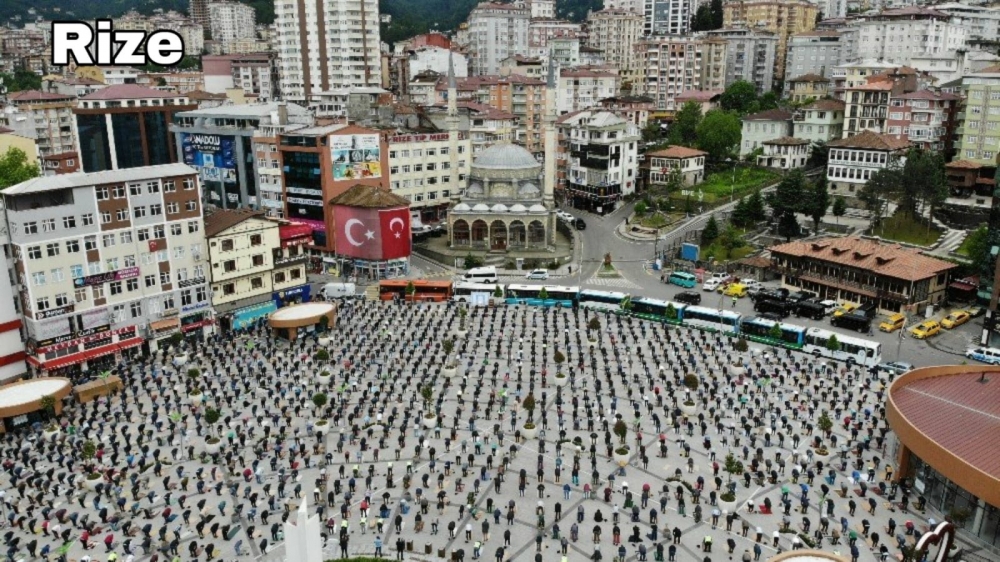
[
  {"left": 316, "top": 373, "right": 332, "bottom": 386},
  {"left": 729, "top": 364, "right": 746, "bottom": 377},
  {"left": 521, "top": 424, "right": 539, "bottom": 440},
  {"left": 680, "top": 402, "right": 697, "bottom": 417},
  {"left": 43, "top": 428, "right": 60, "bottom": 441},
  {"left": 205, "top": 439, "right": 222, "bottom": 455},
  {"left": 442, "top": 366, "right": 457, "bottom": 378},
  {"left": 314, "top": 421, "right": 330, "bottom": 435},
  {"left": 554, "top": 374, "right": 568, "bottom": 387},
  {"left": 188, "top": 392, "right": 204, "bottom": 405},
  {"left": 318, "top": 336, "right": 330, "bottom": 346},
  {"left": 84, "top": 474, "right": 103, "bottom": 491},
  {"left": 456, "top": 329, "right": 468, "bottom": 338},
  {"left": 613, "top": 448, "right": 631, "bottom": 467},
  {"left": 423, "top": 415, "right": 438, "bottom": 429},
  {"left": 718, "top": 498, "right": 738, "bottom": 514},
  {"left": 173, "top": 354, "right": 189, "bottom": 367}
]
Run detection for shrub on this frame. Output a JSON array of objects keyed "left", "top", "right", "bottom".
[
  {"left": 553, "top": 350, "right": 565, "bottom": 365},
  {"left": 187, "top": 368, "right": 200, "bottom": 379},
  {"left": 40, "top": 394, "right": 56, "bottom": 416},
  {"left": 683, "top": 374, "right": 699, "bottom": 391},
  {"left": 314, "top": 349, "right": 330, "bottom": 361},
  {"left": 615, "top": 447, "right": 630, "bottom": 456},
  {"left": 817, "top": 411, "right": 833, "bottom": 435},
  {"left": 665, "top": 303, "right": 678, "bottom": 320},
  {"left": 538, "top": 287, "right": 549, "bottom": 300},
  {"left": 720, "top": 491, "right": 736, "bottom": 502},
  {"left": 312, "top": 393, "right": 328, "bottom": 409},
  {"left": 522, "top": 393, "right": 536, "bottom": 415},
  {"left": 81, "top": 441, "right": 97, "bottom": 461},
  {"left": 734, "top": 338, "right": 749, "bottom": 352},
  {"left": 613, "top": 419, "right": 628, "bottom": 441},
  {"left": 826, "top": 334, "right": 841, "bottom": 352},
  {"left": 723, "top": 453, "right": 744, "bottom": 481},
  {"left": 588, "top": 317, "right": 600, "bottom": 332}
]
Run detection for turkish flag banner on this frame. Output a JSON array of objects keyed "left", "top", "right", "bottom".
[
  {"left": 333, "top": 206, "right": 383, "bottom": 260},
  {"left": 379, "top": 207, "right": 411, "bottom": 260}
]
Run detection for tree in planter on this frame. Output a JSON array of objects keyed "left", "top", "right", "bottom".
[
  {"left": 168, "top": 332, "right": 184, "bottom": 347},
  {"left": 204, "top": 407, "right": 221, "bottom": 437},
  {"left": 553, "top": 349, "right": 565, "bottom": 374},
  {"left": 317, "top": 315, "right": 329, "bottom": 333},
  {"left": 458, "top": 306, "right": 468, "bottom": 331},
  {"left": 734, "top": 338, "right": 749, "bottom": 352},
  {"left": 817, "top": 411, "right": 833, "bottom": 437},
  {"left": 522, "top": 393, "right": 537, "bottom": 422},
  {"left": 613, "top": 418, "right": 629, "bottom": 445},
  {"left": 314, "top": 349, "right": 330, "bottom": 362},
  {"left": 619, "top": 295, "right": 633, "bottom": 313},
  {"left": 683, "top": 374, "right": 699, "bottom": 392},
  {"left": 81, "top": 440, "right": 97, "bottom": 461},
  {"left": 826, "top": 334, "right": 841, "bottom": 352},
  {"left": 664, "top": 303, "right": 678, "bottom": 321},
  {"left": 312, "top": 392, "right": 328, "bottom": 410},
  {"left": 420, "top": 385, "right": 435, "bottom": 418},
  {"left": 405, "top": 281, "right": 416, "bottom": 301},
  {"left": 723, "top": 453, "right": 744, "bottom": 482},
  {"left": 588, "top": 316, "right": 600, "bottom": 333},
  {"left": 442, "top": 338, "right": 456, "bottom": 368},
  {"left": 768, "top": 323, "right": 783, "bottom": 341},
  {"left": 603, "top": 252, "right": 613, "bottom": 270},
  {"left": 40, "top": 394, "right": 56, "bottom": 418}
]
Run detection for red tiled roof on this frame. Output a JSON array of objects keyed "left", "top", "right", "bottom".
[
  {"left": 891, "top": 370, "right": 1000, "bottom": 486},
  {"left": 827, "top": 130, "right": 911, "bottom": 151},
  {"left": 802, "top": 99, "right": 845, "bottom": 111},
  {"left": 896, "top": 90, "right": 961, "bottom": 101},
  {"left": 770, "top": 236, "right": 955, "bottom": 281},
  {"left": 204, "top": 208, "right": 266, "bottom": 238},
  {"left": 647, "top": 145, "right": 707, "bottom": 159},
  {"left": 80, "top": 84, "right": 180, "bottom": 100},
  {"left": 675, "top": 89, "right": 723, "bottom": 102},
  {"left": 0, "top": 127, "right": 13, "bottom": 134},
  {"left": 8, "top": 90, "right": 75, "bottom": 102},
  {"left": 946, "top": 159, "right": 984, "bottom": 170},
  {"left": 787, "top": 73, "right": 827, "bottom": 83},
  {"left": 743, "top": 109, "right": 793, "bottom": 121}
]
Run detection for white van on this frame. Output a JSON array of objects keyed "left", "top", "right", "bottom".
[
  {"left": 462, "top": 266, "right": 499, "bottom": 284},
  {"left": 320, "top": 282, "right": 356, "bottom": 300}
]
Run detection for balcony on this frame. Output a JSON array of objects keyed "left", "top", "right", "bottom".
[{"left": 777, "top": 266, "right": 909, "bottom": 303}]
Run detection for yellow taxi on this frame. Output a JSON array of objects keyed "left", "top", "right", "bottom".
[
  {"left": 941, "top": 310, "right": 970, "bottom": 329},
  {"left": 879, "top": 313, "right": 906, "bottom": 333},
  {"left": 832, "top": 303, "right": 859, "bottom": 318},
  {"left": 910, "top": 320, "right": 941, "bottom": 339},
  {"left": 723, "top": 283, "right": 748, "bottom": 298}
]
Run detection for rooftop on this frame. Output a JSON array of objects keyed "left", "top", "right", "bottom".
[
  {"left": 743, "top": 109, "right": 794, "bottom": 122},
  {"left": 329, "top": 184, "right": 410, "bottom": 208},
  {"left": 7, "top": 90, "right": 76, "bottom": 102},
  {"left": 801, "top": 99, "right": 845, "bottom": 111},
  {"left": 787, "top": 73, "right": 828, "bottom": 83},
  {"left": 763, "top": 136, "right": 810, "bottom": 146},
  {"left": 896, "top": 90, "right": 961, "bottom": 101},
  {"left": 80, "top": 84, "right": 185, "bottom": 100},
  {"left": 647, "top": 145, "right": 707, "bottom": 159},
  {"left": 770, "top": 236, "right": 956, "bottom": 281},
  {"left": 946, "top": 159, "right": 985, "bottom": 170},
  {"left": 675, "top": 90, "right": 723, "bottom": 102},
  {"left": 204, "top": 208, "right": 268, "bottom": 238},
  {"left": 175, "top": 102, "right": 310, "bottom": 119},
  {"left": 827, "top": 130, "right": 912, "bottom": 151},
  {"left": 3, "top": 163, "right": 196, "bottom": 196}
]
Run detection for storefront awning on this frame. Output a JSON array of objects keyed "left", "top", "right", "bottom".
[
  {"left": 117, "top": 337, "right": 144, "bottom": 351},
  {"left": 150, "top": 318, "right": 180, "bottom": 332},
  {"left": 29, "top": 340, "right": 123, "bottom": 371},
  {"left": 949, "top": 275, "right": 979, "bottom": 292}
]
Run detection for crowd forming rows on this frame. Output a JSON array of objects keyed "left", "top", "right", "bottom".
[{"left": 1, "top": 299, "right": 929, "bottom": 562}]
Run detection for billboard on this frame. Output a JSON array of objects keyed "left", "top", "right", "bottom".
[
  {"left": 181, "top": 133, "right": 238, "bottom": 185},
  {"left": 333, "top": 205, "right": 410, "bottom": 260},
  {"left": 73, "top": 267, "right": 140, "bottom": 288},
  {"left": 331, "top": 134, "right": 382, "bottom": 181}
]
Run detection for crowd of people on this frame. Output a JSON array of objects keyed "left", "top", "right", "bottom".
[{"left": 0, "top": 299, "right": 936, "bottom": 562}]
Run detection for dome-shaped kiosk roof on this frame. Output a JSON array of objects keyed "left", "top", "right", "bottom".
[
  {"left": 453, "top": 203, "right": 471, "bottom": 212},
  {"left": 473, "top": 143, "right": 540, "bottom": 170}
]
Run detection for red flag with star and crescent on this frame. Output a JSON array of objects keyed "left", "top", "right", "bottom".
[{"left": 379, "top": 207, "right": 411, "bottom": 259}]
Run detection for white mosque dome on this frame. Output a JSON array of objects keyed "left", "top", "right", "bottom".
[
  {"left": 528, "top": 204, "right": 548, "bottom": 213},
  {"left": 491, "top": 204, "right": 509, "bottom": 212},
  {"left": 453, "top": 203, "right": 471, "bottom": 212},
  {"left": 472, "top": 203, "right": 490, "bottom": 212},
  {"left": 509, "top": 204, "right": 528, "bottom": 213},
  {"left": 473, "top": 143, "right": 540, "bottom": 170}
]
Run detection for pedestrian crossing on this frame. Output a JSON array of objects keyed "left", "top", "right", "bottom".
[{"left": 582, "top": 276, "right": 644, "bottom": 289}]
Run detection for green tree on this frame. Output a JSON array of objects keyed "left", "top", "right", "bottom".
[
  {"left": 691, "top": 4, "right": 714, "bottom": 31},
  {"left": 463, "top": 253, "right": 484, "bottom": 269},
  {"left": 768, "top": 170, "right": 806, "bottom": 241},
  {"left": 82, "top": 440, "right": 97, "bottom": 461},
  {"left": 538, "top": 286, "right": 549, "bottom": 300},
  {"left": 664, "top": 168, "right": 685, "bottom": 194},
  {"left": 588, "top": 316, "right": 600, "bottom": 332},
  {"left": 613, "top": 419, "right": 628, "bottom": 443},
  {"left": 832, "top": 196, "right": 847, "bottom": 225},
  {"left": 826, "top": 334, "right": 841, "bottom": 352},
  {"left": 40, "top": 394, "right": 56, "bottom": 417},
  {"left": 817, "top": 411, "right": 833, "bottom": 436},
  {"left": 758, "top": 91, "right": 779, "bottom": 111},
  {"left": 730, "top": 196, "right": 752, "bottom": 228},
  {"left": 0, "top": 147, "right": 41, "bottom": 190},
  {"left": 665, "top": 302, "right": 678, "bottom": 320},
  {"left": 720, "top": 81, "right": 759, "bottom": 115},
  {"left": 667, "top": 101, "right": 703, "bottom": 146},
  {"left": 312, "top": 392, "right": 328, "bottom": 409},
  {"left": 522, "top": 393, "right": 537, "bottom": 420},
  {"left": 747, "top": 189, "right": 767, "bottom": 223},
  {"left": 405, "top": 281, "right": 416, "bottom": 299},
  {"left": 641, "top": 121, "right": 663, "bottom": 143},
  {"left": 768, "top": 323, "right": 783, "bottom": 341},
  {"left": 859, "top": 168, "right": 899, "bottom": 231},
  {"left": 204, "top": 407, "right": 221, "bottom": 437},
  {"left": 710, "top": 0, "right": 724, "bottom": 28},
  {"left": 719, "top": 225, "right": 744, "bottom": 251},
  {"left": 701, "top": 214, "right": 720, "bottom": 244},
  {"left": 723, "top": 452, "right": 744, "bottom": 481},
  {"left": 493, "top": 285, "right": 504, "bottom": 299},
  {"left": 809, "top": 141, "right": 829, "bottom": 168},
  {"left": 964, "top": 225, "right": 992, "bottom": 273},
  {"left": 0, "top": 69, "right": 42, "bottom": 92},
  {"left": 634, "top": 200, "right": 648, "bottom": 215},
  {"left": 696, "top": 110, "right": 741, "bottom": 164},
  {"left": 803, "top": 177, "right": 831, "bottom": 233},
  {"left": 620, "top": 295, "right": 633, "bottom": 312}
]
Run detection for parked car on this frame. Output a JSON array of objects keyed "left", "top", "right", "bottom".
[
  {"left": 574, "top": 218, "right": 586, "bottom": 230},
  {"left": 832, "top": 303, "right": 859, "bottom": 318},
  {"left": 674, "top": 291, "right": 702, "bottom": 305},
  {"left": 740, "top": 279, "right": 762, "bottom": 292},
  {"left": 750, "top": 288, "right": 789, "bottom": 303},
  {"left": 818, "top": 300, "right": 839, "bottom": 315},
  {"left": 723, "top": 283, "right": 748, "bottom": 298},
  {"left": 831, "top": 312, "right": 872, "bottom": 333},
  {"left": 941, "top": 310, "right": 971, "bottom": 329},
  {"left": 794, "top": 300, "right": 827, "bottom": 320},
  {"left": 967, "top": 347, "right": 1000, "bottom": 365},
  {"left": 525, "top": 269, "right": 550, "bottom": 280},
  {"left": 703, "top": 278, "right": 723, "bottom": 292},
  {"left": 759, "top": 312, "right": 785, "bottom": 322},
  {"left": 788, "top": 290, "right": 817, "bottom": 303},
  {"left": 556, "top": 210, "right": 575, "bottom": 222},
  {"left": 910, "top": 320, "right": 941, "bottom": 339},
  {"left": 879, "top": 313, "right": 906, "bottom": 333},
  {"left": 877, "top": 361, "right": 914, "bottom": 376}
]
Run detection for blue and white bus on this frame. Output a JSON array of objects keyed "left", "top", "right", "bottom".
[
  {"left": 739, "top": 316, "right": 807, "bottom": 348},
  {"left": 452, "top": 282, "right": 502, "bottom": 303},
  {"left": 579, "top": 290, "right": 628, "bottom": 312},
  {"left": 802, "top": 327, "right": 882, "bottom": 367},
  {"left": 505, "top": 285, "right": 579, "bottom": 307},
  {"left": 631, "top": 297, "right": 686, "bottom": 323},
  {"left": 683, "top": 306, "right": 743, "bottom": 334},
  {"left": 667, "top": 271, "right": 698, "bottom": 288}
]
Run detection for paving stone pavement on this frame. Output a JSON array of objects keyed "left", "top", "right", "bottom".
[{"left": 0, "top": 300, "right": 973, "bottom": 562}]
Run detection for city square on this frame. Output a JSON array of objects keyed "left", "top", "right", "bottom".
[{"left": 0, "top": 297, "right": 954, "bottom": 562}]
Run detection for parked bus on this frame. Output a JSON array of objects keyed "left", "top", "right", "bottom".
[
  {"left": 667, "top": 271, "right": 698, "bottom": 288},
  {"left": 631, "top": 297, "right": 686, "bottom": 323},
  {"left": 505, "top": 284, "right": 578, "bottom": 307},
  {"left": 452, "top": 282, "right": 502, "bottom": 303},
  {"left": 682, "top": 306, "right": 742, "bottom": 334},
  {"left": 579, "top": 290, "right": 628, "bottom": 312},
  {"left": 802, "top": 327, "right": 881, "bottom": 367},
  {"left": 378, "top": 280, "right": 453, "bottom": 302},
  {"left": 740, "top": 317, "right": 806, "bottom": 347}
]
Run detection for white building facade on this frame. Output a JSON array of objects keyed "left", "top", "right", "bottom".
[
  {"left": 467, "top": 2, "right": 531, "bottom": 76},
  {"left": 209, "top": 1, "right": 257, "bottom": 47},
  {"left": 388, "top": 132, "right": 472, "bottom": 220}
]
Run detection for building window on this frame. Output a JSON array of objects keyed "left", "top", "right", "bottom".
[
  {"left": 290, "top": 268, "right": 301, "bottom": 280},
  {"left": 46, "top": 243, "right": 60, "bottom": 257},
  {"left": 153, "top": 225, "right": 164, "bottom": 238},
  {"left": 24, "top": 221, "right": 38, "bottom": 234},
  {"left": 70, "top": 264, "right": 83, "bottom": 278},
  {"left": 63, "top": 216, "right": 77, "bottom": 229},
  {"left": 113, "top": 185, "right": 126, "bottom": 198},
  {"left": 129, "top": 183, "right": 142, "bottom": 196},
  {"left": 250, "top": 234, "right": 262, "bottom": 246},
  {"left": 127, "top": 278, "right": 138, "bottom": 291},
  {"left": 51, "top": 268, "right": 64, "bottom": 282},
  {"left": 251, "top": 277, "right": 264, "bottom": 289},
  {"left": 82, "top": 214, "right": 94, "bottom": 226},
  {"left": 224, "top": 260, "right": 236, "bottom": 272},
  {"left": 116, "top": 209, "right": 128, "bottom": 221},
  {"left": 103, "top": 234, "right": 116, "bottom": 248},
  {"left": 196, "top": 286, "right": 207, "bottom": 302},
  {"left": 181, "top": 289, "right": 193, "bottom": 306},
  {"left": 222, "top": 283, "right": 235, "bottom": 296},
  {"left": 36, "top": 297, "right": 50, "bottom": 311},
  {"left": 252, "top": 254, "right": 265, "bottom": 267},
  {"left": 130, "top": 301, "right": 142, "bottom": 317},
  {"left": 145, "top": 274, "right": 157, "bottom": 287},
  {"left": 274, "top": 271, "right": 286, "bottom": 283},
  {"left": 183, "top": 178, "right": 195, "bottom": 190},
  {"left": 146, "top": 181, "right": 160, "bottom": 194},
  {"left": 55, "top": 293, "right": 69, "bottom": 307},
  {"left": 171, "top": 224, "right": 182, "bottom": 236},
  {"left": 173, "top": 246, "right": 185, "bottom": 259},
  {"left": 110, "top": 281, "right": 123, "bottom": 295},
  {"left": 75, "top": 287, "right": 88, "bottom": 303},
  {"left": 96, "top": 186, "right": 109, "bottom": 200},
  {"left": 164, "top": 180, "right": 176, "bottom": 193},
  {"left": 133, "top": 206, "right": 146, "bottom": 218},
  {"left": 188, "top": 221, "right": 200, "bottom": 234},
  {"left": 221, "top": 239, "right": 234, "bottom": 251},
  {"left": 31, "top": 272, "right": 46, "bottom": 286},
  {"left": 167, "top": 202, "right": 180, "bottom": 214},
  {"left": 150, "top": 204, "right": 162, "bottom": 216},
  {"left": 185, "top": 200, "right": 197, "bottom": 211},
  {"left": 160, "top": 271, "right": 171, "bottom": 286},
  {"left": 92, "top": 285, "right": 104, "bottom": 300}
]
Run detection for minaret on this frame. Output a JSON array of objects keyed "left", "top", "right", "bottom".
[
  {"left": 447, "top": 52, "right": 461, "bottom": 203},
  {"left": 542, "top": 54, "right": 558, "bottom": 212}
]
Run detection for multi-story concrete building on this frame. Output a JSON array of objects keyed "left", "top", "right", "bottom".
[
  {"left": 40, "top": 77, "right": 108, "bottom": 99},
  {"left": 826, "top": 131, "right": 911, "bottom": 202},
  {"left": 740, "top": 109, "right": 794, "bottom": 157},
  {"left": 467, "top": 2, "right": 531, "bottom": 76},
  {"left": 644, "top": 0, "right": 693, "bottom": 36},
  {"left": 641, "top": 146, "right": 707, "bottom": 188},
  {"left": 189, "top": 0, "right": 211, "bottom": 33},
  {"left": 3, "top": 164, "right": 210, "bottom": 376},
  {"left": 203, "top": 53, "right": 282, "bottom": 102},
  {"left": 423, "top": 102, "right": 518, "bottom": 158},
  {"left": 704, "top": 27, "right": 777, "bottom": 94},
  {"left": 116, "top": 10, "right": 205, "bottom": 57},
  {"left": 757, "top": 137, "right": 810, "bottom": 169},
  {"left": 830, "top": 59, "right": 904, "bottom": 99},
  {"left": 526, "top": 0, "right": 556, "bottom": 18},
  {"left": 1, "top": 91, "right": 78, "bottom": 158},
  {"left": 634, "top": 36, "right": 727, "bottom": 114},
  {"left": 955, "top": 65, "right": 1000, "bottom": 164},
  {"left": 783, "top": 31, "right": 843, "bottom": 94},
  {"left": 388, "top": 131, "right": 472, "bottom": 222},
  {"left": 275, "top": 0, "right": 382, "bottom": 101},
  {"left": 209, "top": 1, "right": 256, "bottom": 47},
  {"left": 722, "top": 0, "right": 818, "bottom": 81},
  {"left": 527, "top": 19, "right": 583, "bottom": 60},
  {"left": 555, "top": 110, "right": 640, "bottom": 213},
  {"left": 842, "top": 68, "right": 923, "bottom": 138},
  {"left": 792, "top": 99, "right": 845, "bottom": 144},
  {"left": 935, "top": 2, "right": 1000, "bottom": 42},
  {"left": 136, "top": 72, "right": 206, "bottom": 95},
  {"left": 786, "top": 74, "right": 832, "bottom": 103},
  {"left": 171, "top": 103, "right": 314, "bottom": 210},
  {"left": 884, "top": 90, "right": 960, "bottom": 156},
  {"left": 500, "top": 56, "right": 544, "bottom": 80},
  {"left": 599, "top": 95, "right": 655, "bottom": 129},
  {"left": 586, "top": 10, "right": 644, "bottom": 82},
  {"left": 74, "top": 85, "right": 195, "bottom": 174},
  {"left": 557, "top": 69, "right": 620, "bottom": 115},
  {"left": 854, "top": 7, "right": 966, "bottom": 67},
  {"left": 0, "top": 127, "right": 37, "bottom": 164}
]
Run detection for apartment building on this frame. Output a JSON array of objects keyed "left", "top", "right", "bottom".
[
  {"left": 434, "top": 75, "right": 548, "bottom": 155},
  {"left": 275, "top": 0, "right": 382, "bottom": 100},
  {"left": 935, "top": 2, "right": 1000, "bottom": 41},
  {"left": 641, "top": 146, "right": 707, "bottom": 187},
  {"left": 557, "top": 69, "right": 620, "bottom": 115},
  {"left": 884, "top": 90, "right": 960, "bottom": 155},
  {"left": 74, "top": 85, "right": 195, "bottom": 173},
  {"left": 388, "top": 132, "right": 472, "bottom": 222},
  {"left": 634, "top": 36, "right": 727, "bottom": 114},
  {"left": 722, "top": 0, "right": 818, "bottom": 81},
  {"left": 527, "top": 19, "right": 583, "bottom": 58},
  {"left": 740, "top": 109, "right": 794, "bottom": 157},
  {"left": 116, "top": 10, "right": 205, "bottom": 57},
  {"left": 555, "top": 110, "right": 640, "bottom": 214},
  {"left": 955, "top": 65, "right": 1000, "bottom": 165},
  {"left": 842, "top": 67, "right": 922, "bottom": 138},
  {"left": 792, "top": 99, "right": 845, "bottom": 144},
  {"left": 467, "top": 2, "right": 531, "bottom": 76},
  {"left": 854, "top": 7, "right": 966, "bottom": 67},
  {"left": 1, "top": 91, "right": 78, "bottom": 158},
  {"left": 826, "top": 131, "right": 911, "bottom": 202},
  {"left": 209, "top": 1, "right": 257, "bottom": 47},
  {"left": 3, "top": 164, "right": 210, "bottom": 376},
  {"left": 136, "top": 72, "right": 206, "bottom": 95},
  {"left": 423, "top": 102, "right": 518, "bottom": 158},
  {"left": 644, "top": 0, "right": 693, "bottom": 36},
  {"left": 786, "top": 74, "right": 831, "bottom": 103},
  {"left": 703, "top": 27, "right": 777, "bottom": 94},
  {"left": 586, "top": 10, "right": 644, "bottom": 80},
  {"left": 0, "top": 196, "right": 28, "bottom": 383},
  {"left": 783, "top": 31, "right": 843, "bottom": 94}
]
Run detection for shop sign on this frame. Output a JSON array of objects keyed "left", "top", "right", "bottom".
[
  {"left": 274, "top": 254, "right": 308, "bottom": 268},
  {"left": 36, "top": 324, "right": 111, "bottom": 349},
  {"left": 74, "top": 267, "right": 140, "bottom": 288},
  {"left": 273, "top": 284, "right": 311, "bottom": 304},
  {"left": 37, "top": 304, "right": 75, "bottom": 320},
  {"left": 181, "top": 301, "right": 210, "bottom": 313}
]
